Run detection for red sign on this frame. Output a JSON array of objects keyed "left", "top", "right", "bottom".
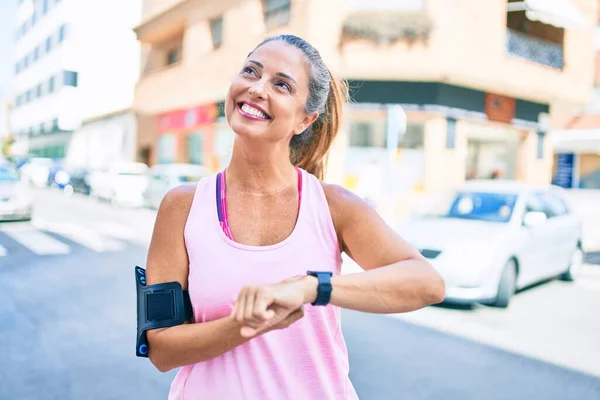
[
  {"left": 157, "top": 104, "right": 218, "bottom": 133},
  {"left": 485, "top": 93, "right": 516, "bottom": 124}
]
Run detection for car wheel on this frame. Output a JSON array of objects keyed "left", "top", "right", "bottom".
[
  {"left": 491, "top": 259, "right": 517, "bottom": 308},
  {"left": 560, "top": 244, "right": 583, "bottom": 282}
]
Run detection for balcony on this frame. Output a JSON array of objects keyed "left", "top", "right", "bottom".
[{"left": 505, "top": 28, "right": 564, "bottom": 70}]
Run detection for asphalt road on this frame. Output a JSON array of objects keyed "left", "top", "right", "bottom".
[{"left": 1, "top": 188, "right": 599, "bottom": 400}]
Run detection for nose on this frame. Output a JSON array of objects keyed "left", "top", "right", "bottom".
[{"left": 248, "top": 79, "right": 267, "bottom": 100}]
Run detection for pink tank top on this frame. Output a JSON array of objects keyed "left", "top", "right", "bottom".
[{"left": 168, "top": 168, "right": 359, "bottom": 400}]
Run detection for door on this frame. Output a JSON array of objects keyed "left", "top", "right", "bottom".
[
  {"left": 540, "top": 191, "right": 578, "bottom": 276},
  {"left": 517, "top": 193, "right": 555, "bottom": 286}
]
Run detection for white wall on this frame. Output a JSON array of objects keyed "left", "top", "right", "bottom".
[{"left": 66, "top": 111, "right": 137, "bottom": 169}]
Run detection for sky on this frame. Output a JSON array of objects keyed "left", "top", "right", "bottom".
[{"left": 0, "top": 0, "right": 18, "bottom": 98}]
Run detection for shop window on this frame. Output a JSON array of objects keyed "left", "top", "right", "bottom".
[
  {"left": 158, "top": 134, "right": 176, "bottom": 164},
  {"left": 264, "top": 0, "right": 291, "bottom": 29},
  {"left": 399, "top": 124, "right": 425, "bottom": 149},
  {"left": 210, "top": 17, "right": 223, "bottom": 49},
  {"left": 187, "top": 133, "right": 204, "bottom": 165}
]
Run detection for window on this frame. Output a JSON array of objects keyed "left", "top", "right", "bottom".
[
  {"left": 25, "top": 90, "right": 31, "bottom": 102},
  {"left": 48, "top": 76, "right": 55, "bottom": 93},
  {"left": 15, "top": 95, "right": 22, "bottom": 107},
  {"left": 58, "top": 24, "right": 67, "bottom": 42},
  {"left": 399, "top": 124, "right": 425, "bottom": 149},
  {"left": 42, "top": 0, "right": 49, "bottom": 14},
  {"left": 15, "top": 62, "right": 20, "bottom": 75},
  {"left": 264, "top": 0, "right": 291, "bottom": 29},
  {"left": 23, "top": 55, "right": 29, "bottom": 68},
  {"left": 210, "top": 17, "right": 223, "bottom": 49},
  {"left": 62, "top": 70, "right": 78, "bottom": 87},
  {"left": 525, "top": 193, "right": 546, "bottom": 215},
  {"left": 187, "top": 133, "right": 205, "bottom": 165},
  {"left": 35, "top": 84, "right": 42, "bottom": 98},
  {"left": 542, "top": 193, "right": 569, "bottom": 218},
  {"left": 167, "top": 48, "right": 180, "bottom": 65},
  {"left": 46, "top": 36, "right": 52, "bottom": 52},
  {"left": 349, "top": 122, "right": 380, "bottom": 147},
  {"left": 33, "top": 46, "right": 40, "bottom": 61}
]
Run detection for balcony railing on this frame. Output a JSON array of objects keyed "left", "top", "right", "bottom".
[{"left": 505, "top": 28, "right": 564, "bottom": 70}]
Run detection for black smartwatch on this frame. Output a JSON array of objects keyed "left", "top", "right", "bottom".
[{"left": 306, "top": 271, "right": 333, "bottom": 306}]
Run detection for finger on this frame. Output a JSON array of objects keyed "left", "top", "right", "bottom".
[
  {"left": 235, "top": 290, "right": 247, "bottom": 323},
  {"left": 244, "top": 289, "right": 257, "bottom": 323},
  {"left": 253, "top": 290, "right": 272, "bottom": 321}
]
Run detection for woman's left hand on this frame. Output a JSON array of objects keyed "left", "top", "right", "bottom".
[{"left": 231, "top": 275, "right": 317, "bottom": 337}]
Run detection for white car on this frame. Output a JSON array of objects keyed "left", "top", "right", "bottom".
[
  {"left": 20, "top": 157, "right": 54, "bottom": 188},
  {"left": 89, "top": 162, "right": 150, "bottom": 207},
  {"left": 144, "top": 163, "right": 212, "bottom": 209},
  {"left": 400, "top": 180, "right": 583, "bottom": 308},
  {"left": 0, "top": 163, "right": 33, "bottom": 221}
]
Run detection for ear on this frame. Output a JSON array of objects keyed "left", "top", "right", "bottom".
[{"left": 292, "top": 112, "right": 319, "bottom": 136}]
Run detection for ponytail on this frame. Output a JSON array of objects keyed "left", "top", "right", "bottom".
[{"left": 290, "top": 72, "right": 349, "bottom": 180}]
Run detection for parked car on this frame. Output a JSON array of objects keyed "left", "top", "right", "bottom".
[
  {"left": 66, "top": 167, "right": 92, "bottom": 196},
  {"left": 88, "top": 162, "right": 150, "bottom": 207},
  {"left": 144, "top": 163, "right": 212, "bottom": 209},
  {"left": 19, "top": 157, "right": 54, "bottom": 188},
  {"left": 0, "top": 162, "right": 33, "bottom": 221},
  {"left": 400, "top": 180, "right": 583, "bottom": 308}
]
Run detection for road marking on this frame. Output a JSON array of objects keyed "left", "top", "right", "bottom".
[
  {"left": 0, "top": 223, "right": 70, "bottom": 255},
  {"left": 33, "top": 219, "right": 125, "bottom": 253},
  {"left": 91, "top": 221, "right": 151, "bottom": 245}
]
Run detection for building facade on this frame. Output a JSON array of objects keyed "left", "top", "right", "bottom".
[
  {"left": 10, "top": 0, "right": 142, "bottom": 169},
  {"left": 133, "top": 0, "right": 597, "bottom": 215}
]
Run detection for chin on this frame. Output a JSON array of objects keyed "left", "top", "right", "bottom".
[{"left": 230, "top": 118, "right": 267, "bottom": 139}]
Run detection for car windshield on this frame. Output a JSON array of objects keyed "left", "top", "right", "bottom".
[
  {"left": 422, "top": 191, "right": 518, "bottom": 223},
  {"left": 0, "top": 167, "right": 19, "bottom": 182}
]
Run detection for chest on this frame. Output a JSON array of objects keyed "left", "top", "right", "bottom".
[{"left": 226, "top": 189, "right": 299, "bottom": 246}]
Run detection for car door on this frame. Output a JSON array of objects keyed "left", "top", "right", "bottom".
[
  {"left": 518, "top": 192, "right": 555, "bottom": 286},
  {"left": 540, "top": 191, "right": 579, "bottom": 276}
]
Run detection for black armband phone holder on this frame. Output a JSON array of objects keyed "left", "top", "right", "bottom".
[{"left": 135, "top": 266, "right": 193, "bottom": 358}]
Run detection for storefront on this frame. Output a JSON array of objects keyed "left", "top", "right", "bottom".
[
  {"left": 330, "top": 81, "right": 552, "bottom": 217},
  {"left": 151, "top": 102, "right": 234, "bottom": 171},
  {"left": 551, "top": 129, "right": 600, "bottom": 189}
]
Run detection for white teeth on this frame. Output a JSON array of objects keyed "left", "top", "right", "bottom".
[{"left": 241, "top": 103, "right": 268, "bottom": 119}]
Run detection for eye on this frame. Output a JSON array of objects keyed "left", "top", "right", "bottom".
[
  {"left": 275, "top": 81, "right": 291, "bottom": 92},
  {"left": 242, "top": 66, "right": 257, "bottom": 76}
]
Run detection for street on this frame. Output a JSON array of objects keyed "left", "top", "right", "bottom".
[{"left": 1, "top": 189, "right": 599, "bottom": 400}]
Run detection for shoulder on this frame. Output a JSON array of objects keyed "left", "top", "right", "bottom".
[
  {"left": 155, "top": 183, "right": 198, "bottom": 226},
  {"left": 320, "top": 182, "right": 377, "bottom": 234}
]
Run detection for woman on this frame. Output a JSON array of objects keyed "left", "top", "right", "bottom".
[{"left": 145, "top": 34, "right": 445, "bottom": 400}]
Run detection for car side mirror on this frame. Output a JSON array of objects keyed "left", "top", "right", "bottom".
[{"left": 523, "top": 211, "right": 547, "bottom": 228}]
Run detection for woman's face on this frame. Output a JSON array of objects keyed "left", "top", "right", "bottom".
[{"left": 225, "top": 40, "right": 318, "bottom": 145}]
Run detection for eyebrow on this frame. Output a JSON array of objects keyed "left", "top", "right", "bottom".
[{"left": 248, "top": 59, "right": 297, "bottom": 84}]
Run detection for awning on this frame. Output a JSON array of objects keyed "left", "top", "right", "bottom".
[
  {"left": 506, "top": 0, "right": 587, "bottom": 29},
  {"left": 550, "top": 129, "right": 600, "bottom": 153}
]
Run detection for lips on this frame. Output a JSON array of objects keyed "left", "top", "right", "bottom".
[{"left": 237, "top": 101, "right": 271, "bottom": 120}]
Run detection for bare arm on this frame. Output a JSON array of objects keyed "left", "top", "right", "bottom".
[
  {"left": 315, "top": 183, "right": 445, "bottom": 313},
  {"left": 145, "top": 185, "right": 301, "bottom": 372}
]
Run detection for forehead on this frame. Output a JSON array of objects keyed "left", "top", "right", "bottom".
[{"left": 248, "top": 41, "right": 308, "bottom": 80}]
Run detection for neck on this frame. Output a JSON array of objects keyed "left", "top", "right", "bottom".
[{"left": 225, "top": 138, "right": 297, "bottom": 192}]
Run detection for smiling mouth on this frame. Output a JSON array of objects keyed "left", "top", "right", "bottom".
[{"left": 237, "top": 102, "right": 271, "bottom": 120}]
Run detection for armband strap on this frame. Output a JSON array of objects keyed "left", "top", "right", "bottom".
[{"left": 135, "top": 266, "right": 193, "bottom": 358}]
